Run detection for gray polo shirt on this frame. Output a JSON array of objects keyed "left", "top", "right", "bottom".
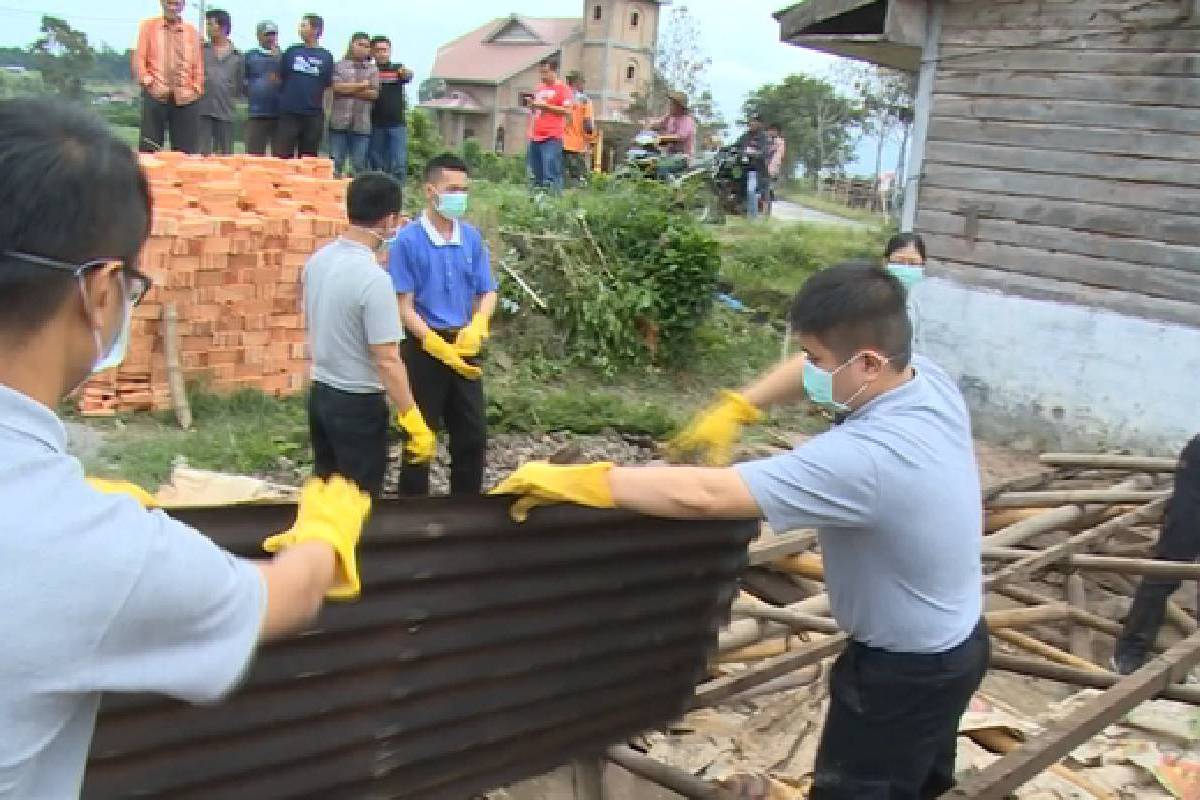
[
  {"left": 304, "top": 238, "right": 405, "bottom": 394},
  {"left": 0, "top": 383, "right": 265, "bottom": 797},
  {"left": 199, "top": 42, "right": 244, "bottom": 121},
  {"left": 736, "top": 355, "right": 982, "bottom": 654}
]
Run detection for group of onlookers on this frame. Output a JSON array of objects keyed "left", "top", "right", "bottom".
[
  {"left": 131, "top": 0, "right": 412, "bottom": 180},
  {"left": 523, "top": 57, "right": 597, "bottom": 191}
]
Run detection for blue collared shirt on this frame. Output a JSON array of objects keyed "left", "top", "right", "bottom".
[
  {"left": 0, "top": 383, "right": 265, "bottom": 796},
  {"left": 388, "top": 211, "right": 497, "bottom": 330}
]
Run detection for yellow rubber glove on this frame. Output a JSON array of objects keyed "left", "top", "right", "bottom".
[
  {"left": 668, "top": 391, "right": 764, "bottom": 467},
  {"left": 397, "top": 406, "right": 436, "bottom": 464},
  {"left": 422, "top": 331, "right": 483, "bottom": 380},
  {"left": 262, "top": 476, "right": 371, "bottom": 601},
  {"left": 489, "top": 461, "right": 615, "bottom": 522},
  {"left": 87, "top": 477, "right": 158, "bottom": 508},
  {"left": 453, "top": 312, "right": 491, "bottom": 358}
]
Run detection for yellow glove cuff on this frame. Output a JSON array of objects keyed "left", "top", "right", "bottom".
[
  {"left": 721, "top": 390, "right": 765, "bottom": 424},
  {"left": 86, "top": 477, "right": 158, "bottom": 508},
  {"left": 263, "top": 527, "right": 361, "bottom": 600}
]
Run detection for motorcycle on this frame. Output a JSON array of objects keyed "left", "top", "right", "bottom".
[{"left": 615, "top": 131, "right": 732, "bottom": 224}]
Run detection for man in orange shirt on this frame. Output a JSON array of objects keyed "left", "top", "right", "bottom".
[
  {"left": 132, "top": 0, "right": 204, "bottom": 154},
  {"left": 562, "top": 71, "right": 595, "bottom": 186}
]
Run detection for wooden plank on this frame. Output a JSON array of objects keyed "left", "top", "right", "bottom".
[
  {"left": 921, "top": 232, "right": 1200, "bottom": 303},
  {"left": 1067, "top": 573, "right": 1095, "bottom": 663},
  {"left": 985, "top": 550, "right": 1200, "bottom": 580},
  {"left": 926, "top": 139, "right": 1200, "bottom": 190},
  {"left": 935, "top": 72, "right": 1200, "bottom": 108},
  {"left": 939, "top": 27, "right": 1200, "bottom": 51},
  {"left": 929, "top": 116, "right": 1200, "bottom": 164},
  {"left": 775, "top": 0, "right": 878, "bottom": 37},
  {"left": 920, "top": 210, "right": 1200, "bottom": 275},
  {"left": 990, "top": 651, "right": 1200, "bottom": 706},
  {"left": 936, "top": 47, "right": 1200, "bottom": 76},
  {"left": 923, "top": 162, "right": 1200, "bottom": 215},
  {"left": 940, "top": 2, "right": 1182, "bottom": 29},
  {"left": 919, "top": 186, "right": 1200, "bottom": 248},
  {"left": 930, "top": 96, "right": 1200, "bottom": 135},
  {"left": 747, "top": 531, "right": 817, "bottom": 566},
  {"left": 944, "top": 631, "right": 1200, "bottom": 800},
  {"left": 914, "top": 259, "right": 1200, "bottom": 330},
  {"left": 992, "top": 628, "right": 1106, "bottom": 673}
]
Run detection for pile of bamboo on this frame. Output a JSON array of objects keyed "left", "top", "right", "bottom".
[{"left": 610, "top": 451, "right": 1200, "bottom": 799}]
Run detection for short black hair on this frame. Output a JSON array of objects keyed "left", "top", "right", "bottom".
[
  {"left": 0, "top": 99, "right": 150, "bottom": 337},
  {"left": 540, "top": 56, "right": 560, "bottom": 71},
  {"left": 370, "top": 35, "right": 391, "bottom": 47},
  {"left": 884, "top": 232, "right": 926, "bottom": 261},
  {"left": 302, "top": 13, "right": 324, "bottom": 36},
  {"left": 346, "top": 172, "right": 402, "bottom": 226},
  {"left": 424, "top": 152, "right": 470, "bottom": 183},
  {"left": 206, "top": 8, "right": 231, "bottom": 35},
  {"left": 767, "top": 122, "right": 781, "bottom": 132},
  {"left": 789, "top": 261, "right": 912, "bottom": 366}
]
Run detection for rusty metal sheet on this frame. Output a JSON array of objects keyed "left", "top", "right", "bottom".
[{"left": 85, "top": 496, "right": 755, "bottom": 798}]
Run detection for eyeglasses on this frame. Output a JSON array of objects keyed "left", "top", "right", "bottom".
[{"left": 4, "top": 251, "right": 152, "bottom": 307}]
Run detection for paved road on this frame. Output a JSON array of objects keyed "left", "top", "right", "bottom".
[{"left": 770, "top": 199, "right": 872, "bottom": 229}]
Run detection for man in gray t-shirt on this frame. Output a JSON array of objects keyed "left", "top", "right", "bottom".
[
  {"left": 492, "top": 262, "right": 987, "bottom": 799},
  {"left": 303, "top": 172, "right": 433, "bottom": 498},
  {"left": 0, "top": 97, "right": 372, "bottom": 797},
  {"left": 198, "top": 10, "right": 244, "bottom": 156}
]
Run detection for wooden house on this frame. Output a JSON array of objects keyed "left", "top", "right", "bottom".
[{"left": 776, "top": 0, "right": 1200, "bottom": 453}]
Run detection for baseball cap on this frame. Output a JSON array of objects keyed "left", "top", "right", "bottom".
[{"left": 256, "top": 21, "right": 279, "bottom": 35}]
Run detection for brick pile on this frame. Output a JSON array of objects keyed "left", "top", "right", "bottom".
[{"left": 79, "top": 153, "right": 348, "bottom": 416}]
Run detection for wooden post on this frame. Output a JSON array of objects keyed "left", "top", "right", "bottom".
[{"left": 162, "top": 304, "right": 192, "bottom": 430}]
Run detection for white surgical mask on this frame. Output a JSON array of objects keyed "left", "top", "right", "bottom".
[{"left": 82, "top": 275, "right": 133, "bottom": 374}]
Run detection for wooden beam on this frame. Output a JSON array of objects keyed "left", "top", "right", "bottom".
[
  {"left": 985, "top": 476, "right": 1152, "bottom": 548},
  {"left": 985, "top": 549, "right": 1200, "bottom": 580},
  {"left": 1066, "top": 573, "right": 1094, "bottom": 663},
  {"left": 944, "top": 631, "right": 1200, "bottom": 799},
  {"left": 694, "top": 635, "right": 847, "bottom": 707},
  {"left": 747, "top": 531, "right": 817, "bottom": 566},
  {"left": 605, "top": 746, "right": 719, "bottom": 800},
  {"left": 992, "top": 628, "right": 1105, "bottom": 674},
  {"left": 1040, "top": 454, "right": 1179, "bottom": 472}
]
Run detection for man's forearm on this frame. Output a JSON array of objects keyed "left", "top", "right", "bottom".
[
  {"left": 374, "top": 348, "right": 417, "bottom": 412},
  {"left": 740, "top": 353, "right": 808, "bottom": 410},
  {"left": 608, "top": 466, "right": 761, "bottom": 520},
  {"left": 399, "top": 297, "right": 433, "bottom": 342},
  {"left": 474, "top": 291, "right": 498, "bottom": 320},
  {"left": 256, "top": 540, "right": 336, "bottom": 641}
]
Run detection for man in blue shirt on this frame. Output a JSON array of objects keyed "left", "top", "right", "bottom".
[
  {"left": 0, "top": 97, "right": 370, "bottom": 796},
  {"left": 388, "top": 153, "right": 498, "bottom": 496},
  {"left": 243, "top": 20, "right": 282, "bottom": 156},
  {"left": 275, "top": 14, "right": 334, "bottom": 158},
  {"left": 493, "top": 262, "right": 987, "bottom": 799}
]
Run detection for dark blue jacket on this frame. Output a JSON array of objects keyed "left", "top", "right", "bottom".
[{"left": 243, "top": 47, "right": 282, "bottom": 118}]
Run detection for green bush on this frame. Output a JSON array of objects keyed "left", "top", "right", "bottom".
[
  {"left": 493, "top": 180, "right": 721, "bottom": 373},
  {"left": 462, "top": 137, "right": 527, "bottom": 184},
  {"left": 406, "top": 107, "right": 444, "bottom": 181}
]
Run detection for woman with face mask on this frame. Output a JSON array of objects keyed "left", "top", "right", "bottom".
[{"left": 884, "top": 232, "right": 927, "bottom": 345}]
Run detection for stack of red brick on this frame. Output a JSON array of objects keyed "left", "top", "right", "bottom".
[{"left": 79, "top": 153, "right": 348, "bottom": 416}]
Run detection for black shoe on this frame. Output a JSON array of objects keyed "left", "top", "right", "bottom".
[{"left": 1111, "top": 653, "right": 1145, "bottom": 676}]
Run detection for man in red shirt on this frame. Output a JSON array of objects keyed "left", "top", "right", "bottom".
[{"left": 526, "top": 56, "right": 571, "bottom": 191}]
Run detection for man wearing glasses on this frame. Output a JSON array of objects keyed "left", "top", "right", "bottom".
[{"left": 0, "top": 98, "right": 371, "bottom": 795}]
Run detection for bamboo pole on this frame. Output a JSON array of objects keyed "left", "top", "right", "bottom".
[
  {"left": 990, "top": 490, "right": 1168, "bottom": 509},
  {"left": 992, "top": 628, "right": 1106, "bottom": 673},
  {"left": 967, "top": 727, "right": 1116, "bottom": 800},
  {"left": 989, "top": 651, "right": 1200, "bottom": 705},
  {"left": 984, "top": 550, "right": 1200, "bottom": 580},
  {"left": 162, "top": 304, "right": 192, "bottom": 430},
  {"left": 1040, "top": 453, "right": 1178, "bottom": 472},
  {"left": 986, "top": 476, "right": 1153, "bottom": 548},
  {"left": 772, "top": 552, "right": 825, "bottom": 580}
]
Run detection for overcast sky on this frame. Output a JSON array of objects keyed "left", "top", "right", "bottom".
[{"left": 1, "top": 0, "right": 896, "bottom": 170}]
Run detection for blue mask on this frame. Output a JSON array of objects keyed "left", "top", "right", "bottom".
[
  {"left": 887, "top": 263, "right": 925, "bottom": 292},
  {"left": 87, "top": 280, "right": 133, "bottom": 374},
  {"left": 802, "top": 353, "right": 880, "bottom": 415},
  {"left": 437, "top": 191, "right": 469, "bottom": 219}
]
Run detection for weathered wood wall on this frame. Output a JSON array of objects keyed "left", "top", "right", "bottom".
[{"left": 919, "top": 0, "right": 1200, "bottom": 326}]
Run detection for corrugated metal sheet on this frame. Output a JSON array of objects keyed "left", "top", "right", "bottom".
[{"left": 86, "top": 496, "right": 755, "bottom": 799}]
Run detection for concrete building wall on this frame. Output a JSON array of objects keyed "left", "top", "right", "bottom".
[{"left": 914, "top": 277, "right": 1200, "bottom": 455}]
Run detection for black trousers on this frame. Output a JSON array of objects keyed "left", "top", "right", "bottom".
[
  {"left": 308, "top": 381, "right": 389, "bottom": 498},
  {"left": 399, "top": 336, "right": 486, "bottom": 496},
  {"left": 811, "top": 619, "right": 989, "bottom": 800},
  {"left": 199, "top": 116, "right": 234, "bottom": 155},
  {"left": 275, "top": 112, "right": 325, "bottom": 158},
  {"left": 245, "top": 117, "right": 277, "bottom": 156},
  {"left": 138, "top": 90, "right": 200, "bottom": 154},
  {"left": 1116, "top": 434, "right": 1200, "bottom": 672}
]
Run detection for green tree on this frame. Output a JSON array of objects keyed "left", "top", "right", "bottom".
[
  {"left": 404, "top": 107, "right": 445, "bottom": 183},
  {"left": 835, "top": 62, "right": 914, "bottom": 184},
  {"left": 28, "top": 16, "right": 95, "bottom": 99},
  {"left": 418, "top": 77, "right": 446, "bottom": 103},
  {"left": 743, "top": 74, "right": 860, "bottom": 180}
]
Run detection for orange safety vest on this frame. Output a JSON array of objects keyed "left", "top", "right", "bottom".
[{"left": 563, "top": 93, "right": 595, "bottom": 154}]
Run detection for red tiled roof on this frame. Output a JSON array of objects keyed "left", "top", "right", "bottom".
[{"left": 429, "top": 16, "right": 582, "bottom": 84}]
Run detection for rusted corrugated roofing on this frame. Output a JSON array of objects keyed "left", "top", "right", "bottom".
[{"left": 85, "top": 496, "right": 755, "bottom": 798}]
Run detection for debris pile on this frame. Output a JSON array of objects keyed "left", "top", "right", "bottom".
[
  {"left": 620, "top": 451, "right": 1200, "bottom": 798},
  {"left": 79, "top": 154, "right": 347, "bottom": 416}
]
